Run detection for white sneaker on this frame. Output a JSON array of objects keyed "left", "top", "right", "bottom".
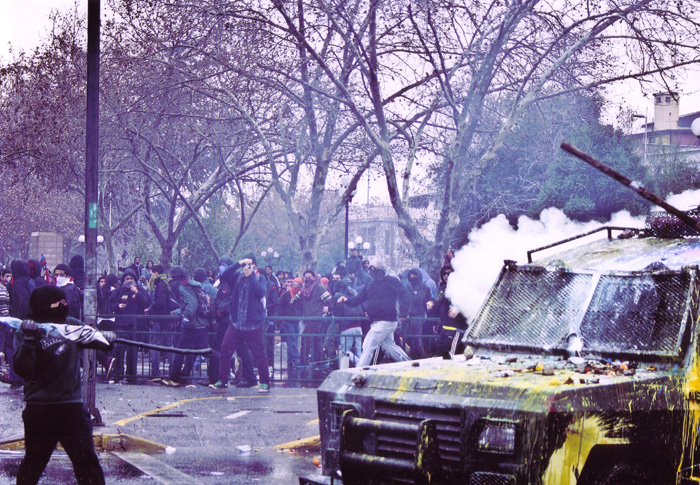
[{"left": 0, "top": 352, "right": 5, "bottom": 366}]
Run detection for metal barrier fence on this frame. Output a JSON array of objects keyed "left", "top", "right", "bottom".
[{"left": 94, "top": 314, "right": 440, "bottom": 386}]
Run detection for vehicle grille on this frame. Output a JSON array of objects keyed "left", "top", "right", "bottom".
[
  {"left": 469, "top": 472, "right": 516, "bottom": 485},
  {"left": 374, "top": 401, "right": 462, "bottom": 470},
  {"left": 330, "top": 401, "right": 356, "bottom": 431}
]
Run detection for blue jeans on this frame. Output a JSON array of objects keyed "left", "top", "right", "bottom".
[
  {"left": 170, "top": 327, "right": 209, "bottom": 383},
  {"left": 279, "top": 320, "right": 300, "bottom": 366}
]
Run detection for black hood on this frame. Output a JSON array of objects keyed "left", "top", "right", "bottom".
[
  {"left": 11, "top": 260, "right": 30, "bottom": 279},
  {"left": 69, "top": 254, "right": 86, "bottom": 289},
  {"left": 121, "top": 268, "right": 138, "bottom": 283}
]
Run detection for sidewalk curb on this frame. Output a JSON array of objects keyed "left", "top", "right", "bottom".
[{"left": 0, "top": 433, "right": 169, "bottom": 453}]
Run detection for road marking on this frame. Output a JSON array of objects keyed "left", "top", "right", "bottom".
[
  {"left": 274, "top": 435, "right": 321, "bottom": 450},
  {"left": 225, "top": 410, "right": 251, "bottom": 420},
  {"left": 112, "top": 393, "right": 315, "bottom": 427},
  {"left": 112, "top": 451, "right": 204, "bottom": 485},
  {"left": 306, "top": 418, "right": 319, "bottom": 426}
]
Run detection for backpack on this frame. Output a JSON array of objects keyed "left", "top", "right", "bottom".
[
  {"left": 193, "top": 286, "right": 213, "bottom": 319},
  {"left": 166, "top": 284, "right": 181, "bottom": 313}
]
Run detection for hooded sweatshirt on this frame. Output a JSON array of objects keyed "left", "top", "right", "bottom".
[
  {"left": 9, "top": 260, "right": 35, "bottom": 319},
  {"left": 69, "top": 255, "right": 86, "bottom": 290}
]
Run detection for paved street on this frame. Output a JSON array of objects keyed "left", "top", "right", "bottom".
[{"left": 0, "top": 381, "right": 324, "bottom": 484}]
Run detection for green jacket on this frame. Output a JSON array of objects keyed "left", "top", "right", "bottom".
[{"left": 175, "top": 280, "right": 209, "bottom": 329}]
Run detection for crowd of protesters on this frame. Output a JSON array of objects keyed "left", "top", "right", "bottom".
[{"left": 1, "top": 247, "right": 467, "bottom": 394}]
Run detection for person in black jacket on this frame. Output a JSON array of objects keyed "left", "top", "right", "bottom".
[
  {"left": 427, "top": 264, "right": 468, "bottom": 356},
  {"left": 146, "top": 265, "right": 173, "bottom": 378},
  {"left": 295, "top": 271, "right": 332, "bottom": 367},
  {"left": 338, "top": 257, "right": 411, "bottom": 368},
  {"left": 69, "top": 255, "right": 86, "bottom": 291},
  {"left": 53, "top": 264, "right": 83, "bottom": 320},
  {"left": 109, "top": 269, "right": 150, "bottom": 383},
  {"left": 27, "top": 259, "right": 47, "bottom": 289},
  {"left": 6, "top": 260, "right": 35, "bottom": 388},
  {"left": 277, "top": 278, "right": 302, "bottom": 369},
  {"left": 13, "top": 285, "right": 115, "bottom": 484},
  {"left": 406, "top": 268, "right": 433, "bottom": 359}
]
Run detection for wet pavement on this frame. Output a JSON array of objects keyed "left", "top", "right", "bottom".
[{"left": 0, "top": 380, "right": 325, "bottom": 484}]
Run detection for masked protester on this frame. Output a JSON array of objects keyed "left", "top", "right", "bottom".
[
  {"left": 338, "top": 257, "right": 412, "bottom": 367},
  {"left": 276, "top": 278, "right": 303, "bottom": 369},
  {"left": 294, "top": 271, "right": 332, "bottom": 367},
  {"left": 405, "top": 268, "right": 433, "bottom": 359},
  {"left": 13, "top": 285, "right": 116, "bottom": 484},
  {"left": 427, "top": 264, "right": 468, "bottom": 357}
]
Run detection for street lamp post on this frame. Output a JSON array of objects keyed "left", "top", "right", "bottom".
[
  {"left": 692, "top": 118, "right": 700, "bottom": 141},
  {"left": 260, "top": 248, "right": 279, "bottom": 267},
  {"left": 340, "top": 175, "right": 358, "bottom": 261},
  {"left": 633, "top": 109, "right": 648, "bottom": 165}
]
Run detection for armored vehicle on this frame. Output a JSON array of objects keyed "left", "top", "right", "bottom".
[{"left": 306, "top": 222, "right": 700, "bottom": 485}]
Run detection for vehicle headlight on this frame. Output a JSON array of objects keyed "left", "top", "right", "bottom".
[{"left": 477, "top": 421, "right": 516, "bottom": 454}]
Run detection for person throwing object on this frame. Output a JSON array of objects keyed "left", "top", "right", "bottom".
[
  {"left": 337, "top": 257, "right": 411, "bottom": 368},
  {"left": 13, "top": 285, "right": 116, "bottom": 484}
]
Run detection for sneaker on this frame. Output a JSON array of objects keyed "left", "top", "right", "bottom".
[
  {"left": 258, "top": 383, "right": 270, "bottom": 393},
  {"left": 209, "top": 381, "right": 227, "bottom": 389},
  {"left": 0, "top": 352, "right": 5, "bottom": 366},
  {"left": 105, "top": 358, "right": 116, "bottom": 380},
  {"left": 236, "top": 379, "right": 257, "bottom": 388},
  {"left": 9, "top": 383, "right": 22, "bottom": 390},
  {"left": 161, "top": 379, "right": 181, "bottom": 387}
]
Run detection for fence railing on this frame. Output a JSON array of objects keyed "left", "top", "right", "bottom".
[{"left": 92, "top": 314, "right": 440, "bottom": 385}]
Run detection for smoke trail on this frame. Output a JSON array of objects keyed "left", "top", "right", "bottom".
[
  {"left": 446, "top": 203, "right": 673, "bottom": 321},
  {"left": 448, "top": 188, "right": 700, "bottom": 320}
]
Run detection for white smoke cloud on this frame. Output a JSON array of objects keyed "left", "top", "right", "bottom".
[
  {"left": 449, "top": 188, "right": 700, "bottom": 321},
  {"left": 447, "top": 205, "right": 655, "bottom": 321}
]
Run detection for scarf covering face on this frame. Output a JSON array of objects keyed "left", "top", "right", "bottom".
[
  {"left": 302, "top": 273, "right": 321, "bottom": 300},
  {"left": 290, "top": 278, "right": 302, "bottom": 297}
]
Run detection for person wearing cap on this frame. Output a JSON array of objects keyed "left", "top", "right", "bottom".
[
  {"left": 13, "top": 285, "right": 116, "bottom": 484},
  {"left": 338, "top": 256, "right": 412, "bottom": 367},
  {"left": 53, "top": 263, "right": 83, "bottom": 320}
]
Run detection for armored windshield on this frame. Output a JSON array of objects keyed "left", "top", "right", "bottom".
[{"left": 466, "top": 265, "right": 693, "bottom": 358}]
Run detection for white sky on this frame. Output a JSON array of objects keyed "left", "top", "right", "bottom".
[{"left": 3, "top": 0, "right": 699, "bottom": 130}]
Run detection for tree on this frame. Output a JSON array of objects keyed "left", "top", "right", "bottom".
[{"left": 268, "top": 0, "right": 700, "bottom": 275}]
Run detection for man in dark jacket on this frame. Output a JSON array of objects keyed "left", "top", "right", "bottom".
[
  {"left": 53, "top": 264, "right": 83, "bottom": 320},
  {"left": 338, "top": 257, "right": 411, "bottom": 368},
  {"left": 69, "top": 255, "right": 87, "bottom": 290},
  {"left": 162, "top": 266, "right": 212, "bottom": 387},
  {"left": 109, "top": 269, "right": 150, "bottom": 383},
  {"left": 295, "top": 270, "right": 333, "bottom": 367},
  {"left": 6, "top": 260, "right": 36, "bottom": 388},
  {"left": 214, "top": 257, "right": 271, "bottom": 392},
  {"left": 406, "top": 268, "right": 433, "bottom": 359},
  {"left": 277, "top": 278, "right": 302, "bottom": 369},
  {"left": 13, "top": 285, "right": 115, "bottom": 484},
  {"left": 27, "top": 259, "right": 47, "bottom": 289},
  {"left": 427, "top": 264, "right": 468, "bottom": 356},
  {"left": 146, "top": 265, "right": 173, "bottom": 378}
]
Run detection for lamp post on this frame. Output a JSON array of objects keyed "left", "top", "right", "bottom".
[
  {"left": 340, "top": 174, "right": 358, "bottom": 261},
  {"left": 260, "top": 248, "right": 279, "bottom": 267},
  {"left": 692, "top": 118, "right": 700, "bottom": 141},
  {"left": 633, "top": 109, "right": 648, "bottom": 165}
]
